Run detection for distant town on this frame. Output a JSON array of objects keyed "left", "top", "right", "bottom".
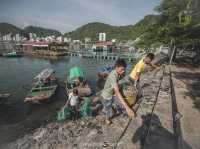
[{"left": 0, "top": 32, "right": 146, "bottom": 61}]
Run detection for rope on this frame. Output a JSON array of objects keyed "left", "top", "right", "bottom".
[
  {"left": 143, "top": 65, "right": 165, "bottom": 147},
  {"left": 113, "top": 65, "right": 165, "bottom": 149}
]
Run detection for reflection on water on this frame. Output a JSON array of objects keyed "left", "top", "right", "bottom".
[{"left": 0, "top": 56, "right": 114, "bottom": 145}]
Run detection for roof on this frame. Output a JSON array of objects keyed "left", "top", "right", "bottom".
[
  {"left": 95, "top": 41, "right": 113, "bottom": 46},
  {"left": 34, "top": 68, "right": 54, "bottom": 81},
  {"left": 69, "top": 66, "right": 84, "bottom": 80},
  {"left": 22, "top": 41, "right": 50, "bottom": 46}
]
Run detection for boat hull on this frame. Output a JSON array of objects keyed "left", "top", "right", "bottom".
[
  {"left": 66, "top": 83, "right": 92, "bottom": 97},
  {"left": 24, "top": 85, "right": 58, "bottom": 103},
  {"left": 3, "top": 51, "right": 23, "bottom": 58},
  {"left": 0, "top": 93, "right": 11, "bottom": 104}
]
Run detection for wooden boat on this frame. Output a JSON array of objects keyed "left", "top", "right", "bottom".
[
  {"left": 3, "top": 51, "right": 23, "bottom": 57},
  {"left": 24, "top": 68, "right": 58, "bottom": 103},
  {"left": 97, "top": 66, "right": 113, "bottom": 80},
  {"left": 65, "top": 66, "right": 92, "bottom": 97},
  {"left": 97, "top": 64, "right": 132, "bottom": 80}
]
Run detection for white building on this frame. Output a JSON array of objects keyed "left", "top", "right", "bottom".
[
  {"left": 3, "top": 34, "right": 12, "bottom": 41},
  {"left": 15, "top": 34, "right": 21, "bottom": 41},
  {"left": 112, "top": 39, "right": 116, "bottom": 43},
  {"left": 85, "top": 37, "right": 91, "bottom": 43},
  {"left": 45, "top": 35, "right": 56, "bottom": 42},
  {"left": 29, "top": 33, "right": 37, "bottom": 41},
  {"left": 99, "top": 33, "right": 106, "bottom": 41},
  {"left": 64, "top": 37, "right": 71, "bottom": 43},
  {"left": 56, "top": 36, "right": 63, "bottom": 42},
  {"left": 73, "top": 40, "right": 81, "bottom": 43}
]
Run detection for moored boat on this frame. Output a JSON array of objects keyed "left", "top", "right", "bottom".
[
  {"left": 65, "top": 66, "right": 92, "bottom": 97},
  {"left": 24, "top": 68, "right": 58, "bottom": 103},
  {"left": 3, "top": 51, "right": 23, "bottom": 57},
  {"left": 0, "top": 93, "right": 11, "bottom": 104},
  {"left": 97, "top": 66, "right": 113, "bottom": 80}
]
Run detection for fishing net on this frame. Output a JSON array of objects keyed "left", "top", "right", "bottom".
[
  {"left": 121, "top": 83, "right": 137, "bottom": 107},
  {"left": 80, "top": 97, "right": 92, "bottom": 118},
  {"left": 57, "top": 106, "right": 73, "bottom": 122}
]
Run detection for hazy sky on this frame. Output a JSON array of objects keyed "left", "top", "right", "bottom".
[{"left": 0, "top": 0, "right": 161, "bottom": 33}]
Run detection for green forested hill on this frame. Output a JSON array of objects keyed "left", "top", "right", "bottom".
[
  {"left": 2, "top": 0, "right": 199, "bottom": 50},
  {"left": 0, "top": 23, "right": 26, "bottom": 36},
  {"left": 24, "top": 26, "right": 62, "bottom": 37},
  {"left": 64, "top": 15, "right": 161, "bottom": 43},
  {"left": 64, "top": 22, "right": 133, "bottom": 41},
  {"left": 0, "top": 23, "right": 62, "bottom": 37},
  {"left": 0, "top": 16, "right": 161, "bottom": 47}
]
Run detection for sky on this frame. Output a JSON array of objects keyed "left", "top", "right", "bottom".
[{"left": 0, "top": 0, "right": 161, "bottom": 33}]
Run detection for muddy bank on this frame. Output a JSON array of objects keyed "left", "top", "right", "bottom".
[{"left": 3, "top": 60, "right": 177, "bottom": 149}]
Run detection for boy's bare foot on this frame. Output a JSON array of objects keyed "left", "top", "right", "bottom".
[{"left": 105, "top": 119, "right": 113, "bottom": 125}]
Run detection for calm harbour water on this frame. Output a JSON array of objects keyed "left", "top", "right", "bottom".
[{"left": 0, "top": 56, "right": 135, "bottom": 145}]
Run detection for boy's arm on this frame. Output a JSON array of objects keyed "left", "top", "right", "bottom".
[
  {"left": 65, "top": 93, "right": 71, "bottom": 106},
  {"left": 65, "top": 99, "right": 70, "bottom": 107},
  {"left": 114, "top": 84, "right": 136, "bottom": 118},
  {"left": 149, "top": 63, "right": 157, "bottom": 69},
  {"left": 134, "top": 72, "right": 141, "bottom": 82}
]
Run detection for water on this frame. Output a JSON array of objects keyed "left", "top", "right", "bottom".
[{"left": 0, "top": 56, "right": 135, "bottom": 145}]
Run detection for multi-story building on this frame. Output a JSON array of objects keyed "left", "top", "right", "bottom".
[
  {"left": 56, "top": 36, "right": 63, "bottom": 42},
  {"left": 92, "top": 41, "right": 116, "bottom": 56},
  {"left": 29, "top": 33, "right": 37, "bottom": 41},
  {"left": 99, "top": 33, "right": 106, "bottom": 41},
  {"left": 15, "top": 34, "right": 21, "bottom": 41},
  {"left": 3, "top": 33, "right": 12, "bottom": 41}
]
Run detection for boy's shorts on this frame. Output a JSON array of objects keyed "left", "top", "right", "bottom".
[{"left": 102, "top": 97, "right": 124, "bottom": 119}]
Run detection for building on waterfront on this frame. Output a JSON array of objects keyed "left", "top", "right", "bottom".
[
  {"left": 64, "top": 37, "right": 71, "bottom": 43},
  {"left": 84, "top": 37, "right": 91, "bottom": 43},
  {"left": 15, "top": 34, "right": 22, "bottom": 41},
  {"left": 21, "top": 41, "right": 70, "bottom": 56},
  {"left": 73, "top": 40, "right": 81, "bottom": 43},
  {"left": 92, "top": 41, "right": 116, "bottom": 56},
  {"left": 44, "top": 36, "right": 56, "bottom": 42},
  {"left": 99, "top": 33, "right": 106, "bottom": 41},
  {"left": 70, "top": 42, "right": 81, "bottom": 51},
  {"left": 49, "top": 42, "right": 70, "bottom": 52},
  {"left": 112, "top": 39, "right": 116, "bottom": 43},
  {"left": 3, "top": 33, "right": 12, "bottom": 41},
  {"left": 56, "top": 36, "right": 63, "bottom": 42},
  {"left": 29, "top": 33, "right": 37, "bottom": 41},
  {"left": 116, "top": 40, "right": 138, "bottom": 53},
  {"left": 82, "top": 43, "right": 93, "bottom": 51}
]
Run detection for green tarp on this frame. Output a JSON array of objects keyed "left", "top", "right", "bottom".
[{"left": 69, "top": 66, "right": 84, "bottom": 80}]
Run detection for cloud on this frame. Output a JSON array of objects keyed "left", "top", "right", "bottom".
[{"left": 0, "top": 0, "right": 161, "bottom": 33}]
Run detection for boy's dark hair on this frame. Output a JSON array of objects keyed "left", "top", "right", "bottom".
[
  {"left": 114, "top": 58, "right": 127, "bottom": 68},
  {"left": 73, "top": 89, "right": 78, "bottom": 95},
  {"left": 146, "top": 53, "right": 155, "bottom": 60},
  {"left": 77, "top": 77, "right": 83, "bottom": 83}
]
